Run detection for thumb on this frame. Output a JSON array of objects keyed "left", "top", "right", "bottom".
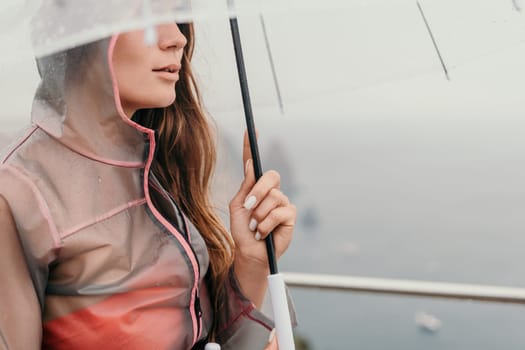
[
  {"left": 231, "top": 158, "right": 255, "bottom": 208},
  {"left": 231, "top": 131, "right": 258, "bottom": 209},
  {"left": 242, "top": 129, "right": 259, "bottom": 169},
  {"left": 242, "top": 130, "right": 252, "bottom": 168}
]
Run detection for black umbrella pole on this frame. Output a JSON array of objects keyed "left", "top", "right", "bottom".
[{"left": 229, "top": 17, "right": 279, "bottom": 275}]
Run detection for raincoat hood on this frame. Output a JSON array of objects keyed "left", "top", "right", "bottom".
[{"left": 33, "top": 37, "right": 146, "bottom": 166}]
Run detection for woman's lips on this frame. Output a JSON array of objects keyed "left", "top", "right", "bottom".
[{"left": 153, "top": 64, "right": 180, "bottom": 81}]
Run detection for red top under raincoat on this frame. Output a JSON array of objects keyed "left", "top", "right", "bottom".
[{"left": 0, "top": 33, "right": 294, "bottom": 349}]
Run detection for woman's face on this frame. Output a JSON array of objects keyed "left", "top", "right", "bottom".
[{"left": 112, "top": 23, "right": 187, "bottom": 117}]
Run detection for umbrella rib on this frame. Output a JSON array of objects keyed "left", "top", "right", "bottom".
[
  {"left": 259, "top": 13, "right": 285, "bottom": 115},
  {"left": 512, "top": 0, "right": 522, "bottom": 11},
  {"left": 417, "top": 1, "right": 450, "bottom": 81}
]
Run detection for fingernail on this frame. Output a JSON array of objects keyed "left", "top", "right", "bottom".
[
  {"left": 268, "top": 328, "right": 276, "bottom": 343},
  {"left": 249, "top": 218, "right": 257, "bottom": 231},
  {"left": 244, "top": 159, "right": 252, "bottom": 175},
  {"left": 243, "top": 195, "right": 256, "bottom": 210},
  {"left": 255, "top": 232, "right": 261, "bottom": 241}
]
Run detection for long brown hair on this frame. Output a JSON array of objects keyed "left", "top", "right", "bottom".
[{"left": 132, "top": 23, "right": 234, "bottom": 339}]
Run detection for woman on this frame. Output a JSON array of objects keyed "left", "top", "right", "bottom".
[{"left": 0, "top": 21, "right": 295, "bottom": 349}]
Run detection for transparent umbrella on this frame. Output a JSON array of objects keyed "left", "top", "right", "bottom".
[{"left": 3, "top": 0, "right": 523, "bottom": 120}]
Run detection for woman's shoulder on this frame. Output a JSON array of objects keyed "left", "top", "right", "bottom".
[
  {"left": 0, "top": 126, "right": 53, "bottom": 231},
  {"left": 0, "top": 164, "right": 59, "bottom": 259},
  {"left": 1, "top": 124, "right": 47, "bottom": 165},
  {"left": 0, "top": 124, "right": 62, "bottom": 192}
]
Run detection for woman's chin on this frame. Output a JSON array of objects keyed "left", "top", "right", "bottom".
[
  {"left": 162, "top": 92, "right": 177, "bottom": 107},
  {"left": 150, "top": 93, "right": 177, "bottom": 109}
]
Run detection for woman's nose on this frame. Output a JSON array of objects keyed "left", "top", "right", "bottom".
[{"left": 157, "top": 23, "right": 187, "bottom": 51}]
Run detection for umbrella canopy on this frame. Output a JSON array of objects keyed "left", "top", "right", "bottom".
[
  {"left": 2, "top": 0, "right": 524, "bottom": 126},
  {"left": 4, "top": 0, "right": 274, "bottom": 57}
]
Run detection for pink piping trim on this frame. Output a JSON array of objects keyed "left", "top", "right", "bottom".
[
  {"left": 219, "top": 303, "right": 272, "bottom": 335},
  {"left": 220, "top": 285, "right": 272, "bottom": 334},
  {"left": 59, "top": 149, "right": 144, "bottom": 168},
  {"left": 33, "top": 123, "right": 145, "bottom": 169},
  {"left": 243, "top": 306, "right": 273, "bottom": 331},
  {"left": 60, "top": 198, "right": 147, "bottom": 239},
  {"left": 2, "top": 164, "right": 62, "bottom": 249},
  {"left": 219, "top": 303, "right": 255, "bottom": 334},
  {"left": 107, "top": 35, "right": 202, "bottom": 344},
  {"left": 1, "top": 125, "right": 38, "bottom": 164}
]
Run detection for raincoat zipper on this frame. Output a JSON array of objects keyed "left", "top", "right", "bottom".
[
  {"left": 144, "top": 134, "right": 203, "bottom": 344},
  {"left": 150, "top": 171, "right": 203, "bottom": 340}
]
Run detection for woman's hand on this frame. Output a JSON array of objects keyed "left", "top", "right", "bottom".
[{"left": 229, "top": 132, "right": 296, "bottom": 308}]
